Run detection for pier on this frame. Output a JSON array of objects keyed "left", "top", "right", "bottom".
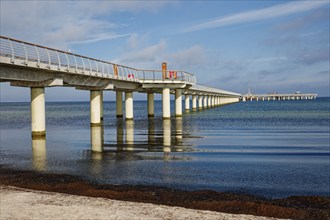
[
  {"left": 243, "top": 93, "right": 317, "bottom": 102},
  {"left": 0, "top": 36, "right": 240, "bottom": 139}
]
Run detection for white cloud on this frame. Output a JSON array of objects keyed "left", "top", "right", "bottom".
[
  {"left": 113, "top": 40, "right": 167, "bottom": 68},
  {"left": 249, "top": 56, "right": 287, "bottom": 63},
  {"left": 127, "top": 33, "right": 150, "bottom": 49},
  {"left": 183, "top": 1, "right": 329, "bottom": 33},
  {"left": 0, "top": 1, "right": 171, "bottom": 49},
  {"left": 166, "top": 45, "right": 206, "bottom": 69}
]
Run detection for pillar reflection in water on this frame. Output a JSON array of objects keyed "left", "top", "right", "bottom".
[
  {"left": 32, "top": 137, "right": 46, "bottom": 171},
  {"left": 175, "top": 117, "right": 183, "bottom": 149},
  {"left": 91, "top": 125, "right": 104, "bottom": 153},
  {"left": 125, "top": 120, "right": 134, "bottom": 151},
  {"left": 148, "top": 118, "right": 155, "bottom": 146},
  {"left": 163, "top": 119, "right": 171, "bottom": 152},
  {"left": 116, "top": 119, "right": 124, "bottom": 148}
]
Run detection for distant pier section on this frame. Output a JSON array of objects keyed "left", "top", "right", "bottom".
[{"left": 243, "top": 93, "right": 317, "bottom": 102}]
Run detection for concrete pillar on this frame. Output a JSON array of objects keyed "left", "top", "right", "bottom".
[
  {"left": 162, "top": 88, "right": 170, "bottom": 119},
  {"left": 90, "top": 90, "right": 101, "bottom": 127},
  {"left": 212, "top": 96, "right": 215, "bottom": 107},
  {"left": 185, "top": 94, "right": 190, "bottom": 111},
  {"left": 208, "top": 96, "right": 211, "bottom": 107},
  {"left": 116, "top": 91, "right": 123, "bottom": 118},
  {"left": 175, "top": 89, "right": 182, "bottom": 117},
  {"left": 204, "top": 95, "right": 208, "bottom": 108},
  {"left": 100, "top": 91, "right": 103, "bottom": 121},
  {"left": 198, "top": 95, "right": 203, "bottom": 109},
  {"left": 192, "top": 95, "right": 197, "bottom": 109},
  {"left": 125, "top": 92, "right": 133, "bottom": 120},
  {"left": 147, "top": 93, "right": 154, "bottom": 117},
  {"left": 31, "top": 87, "right": 46, "bottom": 138}
]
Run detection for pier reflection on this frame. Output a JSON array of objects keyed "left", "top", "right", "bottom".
[
  {"left": 84, "top": 117, "right": 194, "bottom": 161},
  {"left": 91, "top": 126, "right": 104, "bottom": 153},
  {"left": 32, "top": 137, "right": 47, "bottom": 171},
  {"left": 125, "top": 120, "right": 134, "bottom": 150}
]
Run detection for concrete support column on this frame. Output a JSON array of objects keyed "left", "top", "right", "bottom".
[
  {"left": 175, "top": 89, "right": 182, "bottom": 117},
  {"left": 162, "top": 88, "right": 171, "bottom": 119},
  {"left": 192, "top": 95, "right": 197, "bottom": 109},
  {"left": 125, "top": 92, "right": 133, "bottom": 120},
  {"left": 185, "top": 94, "right": 190, "bottom": 111},
  {"left": 31, "top": 87, "right": 46, "bottom": 138},
  {"left": 116, "top": 91, "right": 123, "bottom": 118},
  {"left": 198, "top": 95, "right": 203, "bottom": 109},
  {"left": 90, "top": 90, "right": 101, "bottom": 127},
  {"left": 208, "top": 96, "right": 211, "bottom": 107},
  {"left": 212, "top": 96, "right": 215, "bottom": 107},
  {"left": 203, "top": 95, "right": 208, "bottom": 108},
  {"left": 147, "top": 93, "right": 154, "bottom": 117}
]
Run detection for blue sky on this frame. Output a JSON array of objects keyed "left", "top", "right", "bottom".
[{"left": 1, "top": 0, "right": 329, "bottom": 101}]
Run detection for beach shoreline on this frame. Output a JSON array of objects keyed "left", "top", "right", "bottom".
[
  {"left": 1, "top": 167, "right": 329, "bottom": 219},
  {"left": 1, "top": 185, "right": 280, "bottom": 220}
]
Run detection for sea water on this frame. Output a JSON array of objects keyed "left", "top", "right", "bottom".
[{"left": 1, "top": 98, "right": 329, "bottom": 198}]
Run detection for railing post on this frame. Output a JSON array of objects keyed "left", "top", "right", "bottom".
[
  {"left": 34, "top": 46, "right": 40, "bottom": 67},
  {"left": 8, "top": 39, "right": 15, "bottom": 63},
  {"left": 46, "top": 48, "right": 51, "bottom": 68},
  {"left": 22, "top": 42, "right": 28, "bottom": 65},
  {"left": 64, "top": 53, "right": 69, "bottom": 71},
  {"left": 55, "top": 50, "right": 61, "bottom": 70}
]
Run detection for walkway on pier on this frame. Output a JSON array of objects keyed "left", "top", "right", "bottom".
[{"left": 0, "top": 36, "right": 241, "bottom": 138}]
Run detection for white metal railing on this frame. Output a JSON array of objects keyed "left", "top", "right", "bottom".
[
  {"left": 190, "top": 84, "right": 241, "bottom": 96},
  {"left": 0, "top": 36, "right": 196, "bottom": 85}
]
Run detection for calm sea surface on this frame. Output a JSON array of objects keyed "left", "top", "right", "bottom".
[{"left": 1, "top": 98, "right": 329, "bottom": 198}]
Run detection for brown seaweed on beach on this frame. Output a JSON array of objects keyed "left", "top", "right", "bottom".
[{"left": 0, "top": 167, "right": 329, "bottom": 220}]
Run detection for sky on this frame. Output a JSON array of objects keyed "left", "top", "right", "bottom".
[{"left": 0, "top": 0, "right": 329, "bottom": 102}]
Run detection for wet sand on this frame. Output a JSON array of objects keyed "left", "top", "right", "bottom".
[{"left": 1, "top": 167, "right": 329, "bottom": 219}]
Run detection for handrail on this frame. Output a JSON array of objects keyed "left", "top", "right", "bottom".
[{"left": 0, "top": 35, "right": 196, "bottom": 85}]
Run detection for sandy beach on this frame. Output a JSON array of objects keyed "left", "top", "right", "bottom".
[
  {"left": 1, "top": 186, "right": 278, "bottom": 220},
  {"left": 0, "top": 167, "right": 329, "bottom": 220}
]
